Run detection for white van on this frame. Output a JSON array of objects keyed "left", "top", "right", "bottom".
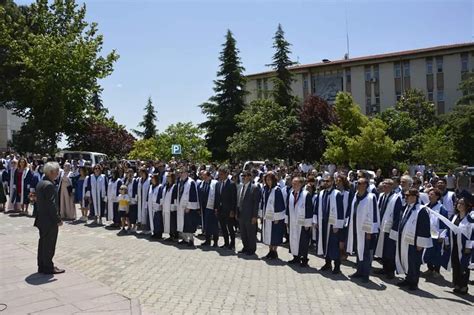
[{"left": 56, "top": 151, "right": 108, "bottom": 166}]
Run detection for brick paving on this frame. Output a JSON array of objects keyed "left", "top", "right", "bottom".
[{"left": 0, "top": 209, "right": 472, "bottom": 314}]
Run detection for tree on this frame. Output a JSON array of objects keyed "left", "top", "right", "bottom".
[
  {"left": 0, "top": 0, "right": 119, "bottom": 153},
  {"left": 323, "top": 92, "right": 369, "bottom": 166},
  {"left": 395, "top": 89, "right": 436, "bottom": 132},
  {"left": 128, "top": 122, "right": 211, "bottom": 162},
  {"left": 289, "top": 95, "right": 337, "bottom": 162},
  {"left": 457, "top": 72, "right": 474, "bottom": 105},
  {"left": 67, "top": 115, "right": 135, "bottom": 158},
  {"left": 228, "top": 99, "right": 297, "bottom": 160},
  {"left": 200, "top": 30, "right": 247, "bottom": 161},
  {"left": 134, "top": 97, "right": 157, "bottom": 139},
  {"left": 413, "top": 126, "right": 455, "bottom": 167},
  {"left": 347, "top": 118, "right": 396, "bottom": 169},
  {"left": 444, "top": 105, "right": 474, "bottom": 165},
  {"left": 267, "top": 24, "right": 296, "bottom": 113}
]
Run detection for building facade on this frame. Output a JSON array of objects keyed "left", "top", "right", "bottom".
[
  {"left": 0, "top": 108, "right": 25, "bottom": 152},
  {"left": 245, "top": 43, "right": 474, "bottom": 115}
]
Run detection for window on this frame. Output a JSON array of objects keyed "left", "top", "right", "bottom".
[
  {"left": 396, "top": 93, "right": 402, "bottom": 101},
  {"left": 303, "top": 73, "right": 309, "bottom": 97},
  {"left": 375, "top": 96, "right": 380, "bottom": 104},
  {"left": 437, "top": 90, "right": 444, "bottom": 102},
  {"left": 426, "top": 58, "right": 433, "bottom": 74},
  {"left": 366, "top": 97, "right": 371, "bottom": 106},
  {"left": 257, "top": 79, "right": 262, "bottom": 98},
  {"left": 373, "top": 65, "right": 379, "bottom": 80},
  {"left": 461, "top": 53, "right": 468, "bottom": 72},
  {"left": 345, "top": 68, "right": 351, "bottom": 93},
  {"left": 428, "top": 92, "right": 434, "bottom": 101},
  {"left": 403, "top": 61, "right": 410, "bottom": 77},
  {"left": 365, "top": 66, "right": 371, "bottom": 81},
  {"left": 436, "top": 56, "right": 443, "bottom": 73},
  {"left": 263, "top": 78, "right": 269, "bottom": 98},
  {"left": 394, "top": 62, "right": 401, "bottom": 78}
]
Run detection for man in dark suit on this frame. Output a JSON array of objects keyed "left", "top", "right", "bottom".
[
  {"left": 33, "top": 162, "right": 65, "bottom": 274},
  {"left": 237, "top": 171, "right": 261, "bottom": 255},
  {"left": 214, "top": 167, "right": 237, "bottom": 249}
]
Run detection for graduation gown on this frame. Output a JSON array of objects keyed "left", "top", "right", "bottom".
[
  {"left": 137, "top": 177, "right": 151, "bottom": 225},
  {"left": 259, "top": 186, "right": 286, "bottom": 246},
  {"left": 315, "top": 188, "right": 345, "bottom": 260},
  {"left": 161, "top": 183, "right": 177, "bottom": 234},
  {"left": 148, "top": 184, "right": 162, "bottom": 235},
  {"left": 107, "top": 178, "right": 122, "bottom": 222},
  {"left": 423, "top": 202, "right": 449, "bottom": 266},
  {"left": 58, "top": 172, "right": 76, "bottom": 219},
  {"left": 3, "top": 167, "right": 16, "bottom": 209},
  {"left": 394, "top": 203, "right": 432, "bottom": 275},
  {"left": 440, "top": 190, "right": 456, "bottom": 218},
  {"left": 444, "top": 211, "right": 474, "bottom": 271},
  {"left": 375, "top": 192, "right": 403, "bottom": 259},
  {"left": 286, "top": 188, "right": 313, "bottom": 256},
  {"left": 85, "top": 174, "right": 107, "bottom": 217},
  {"left": 347, "top": 192, "right": 379, "bottom": 261},
  {"left": 199, "top": 179, "right": 218, "bottom": 236},
  {"left": 13, "top": 168, "right": 35, "bottom": 205},
  {"left": 176, "top": 177, "right": 200, "bottom": 233}
]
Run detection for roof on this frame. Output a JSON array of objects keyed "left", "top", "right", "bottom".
[{"left": 246, "top": 42, "right": 474, "bottom": 78}]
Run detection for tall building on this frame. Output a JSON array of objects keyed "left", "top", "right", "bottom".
[
  {"left": 0, "top": 108, "right": 25, "bottom": 152},
  {"left": 245, "top": 43, "right": 474, "bottom": 115}
]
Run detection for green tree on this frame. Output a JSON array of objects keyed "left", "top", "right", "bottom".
[
  {"left": 347, "top": 118, "right": 396, "bottom": 169},
  {"left": 413, "top": 126, "right": 455, "bottom": 167},
  {"left": 134, "top": 97, "right": 157, "bottom": 139},
  {"left": 0, "top": 0, "right": 119, "bottom": 153},
  {"left": 444, "top": 105, "right": 474, "bottom": 165},
  {"left": 395, "top": 89, "right": 436, "bottom": 132},
  {"left": 323, "top": 92, "right": 368, "bottom": 166},
  {"left": 128, "top": 122, "right": 210, "bottom": 162},
  {"left": 457, "top": 72, "right": 474, "bottom": 105},
  {"left": 267, "top": 24, "right": 296, "bottom": 113},
  {"left": 200, "top": 30, "right": 247, "bottom": 161},
  {"left": 228, "top": 99, "right": 297, "bottom": 160}
]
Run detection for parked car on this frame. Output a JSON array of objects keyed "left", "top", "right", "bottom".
[{"left": 56, "top": 151, "right": 108, "bottom": 166}]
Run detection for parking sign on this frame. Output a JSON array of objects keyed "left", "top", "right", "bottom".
[{"left": 171, "top": 144, "right": 182, "bottom": 155}]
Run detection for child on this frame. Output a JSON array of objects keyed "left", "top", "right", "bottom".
[{"left": 117, "top": 185, "right": 130, "bottom": 232}]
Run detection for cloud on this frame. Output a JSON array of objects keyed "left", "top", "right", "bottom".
[{"left": 116, "top": 83, "right": 123, "bottom": 88}]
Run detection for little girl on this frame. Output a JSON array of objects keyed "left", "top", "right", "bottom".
[{"left": 117, "top": 185, "right": 130, "bottom": 232}]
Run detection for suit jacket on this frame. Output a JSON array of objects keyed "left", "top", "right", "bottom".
[
  {"left": 214, "top": 179, "right": 237, "bottom": 218},
  {"left": 237, "top": 183, "right": 261, "bottom": 221},
  {"left": 34, "top": 178, "right": 61, "bottom": 229}
]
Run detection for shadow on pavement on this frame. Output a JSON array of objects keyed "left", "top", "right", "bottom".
[{"left": 25, "top": 273, "right": 57, "bottom": 285}]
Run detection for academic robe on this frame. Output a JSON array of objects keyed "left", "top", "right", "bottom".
[
  {"left": 315, "top": 188, "right": 345, "bottom": 260},
  {"left": 148, "top": 184, "right": 162, "bottom": 235},
  {"left": 13, "top": 168, "right": 36, "bottom": 205},
  {"left": 85, "top": 174, "right": 107, "bottom": 218},
  {"left": 199, "top": 179, "right": 218, "bottom": 236},
  {"left": 58, "top": 171, "right": 75, "bottom": 220},
  {"left": 375, "top": 192, "right": 403, "bottom": 259},
  {"left": 3, "top": 167, "right": 16, "bottom": 210},
  {"left": 106, "top": 178, "right": 122, "bottom": 222},
  {"left": 423, "top": 201, "right": 449, "bottom": 267},
  {"left": 286, "top": 188, "right": 313, "bottom": 257},
  {"left": 137, "top": 177, "right": 151, "bottom": 225},
  {"left": 346, "top": 192, "right": 379, "bottom": 261},
  {"left": 259, "top": 186, "right": 286, "bottom": 246},
  {"left": 440, "top": 190, "right": 456, "bottom": 218},
  {"left": 444, "top": 211, "right": 473, "bottom": 271},
  {"left": 161, "top": 183, "right": 177, "bottom": 235},
  {"left": 394, "top": 203, "right": 432, "bottom": 276},
  {"left": 176, "top": 177, "right": 200, "bottom": 233}
]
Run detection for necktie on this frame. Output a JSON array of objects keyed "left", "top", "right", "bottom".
[
  {"left": 294, "top": 191, "right": 299, "bottom": 207},
  {"left": 220, "top": 180, "right": 224, "bottom": 194}
]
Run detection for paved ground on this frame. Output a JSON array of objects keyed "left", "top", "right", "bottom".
[{"left": 0, "top": 208, "right": 472, "bottom": 314}]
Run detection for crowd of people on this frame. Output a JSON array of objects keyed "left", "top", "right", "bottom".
[{"left": 0, "top": 154, "right": 473, "bottom": 295}]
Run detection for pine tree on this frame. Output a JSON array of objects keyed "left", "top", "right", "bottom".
[
  {"left": 267, "top": 24, "right": 296, "bottom": 113},
  {"left": 200, "top": 30, "right": 247, "bottom": 161},
  {"left": 134, "top": 97, "right": 157, "bottom": 139}
]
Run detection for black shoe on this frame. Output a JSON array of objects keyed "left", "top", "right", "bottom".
[
  {"left": 43, "top": 267, "right": 65, "bottom": 274},
  {"left": 320, "top": 263, "right": 332, "bottom": 272},
  {"left": 228, "top": 244, "right": 235, "bottom": 250},
  {"left": 408, "top": 285, "right": 418, "bottom": 291},
  {"left": 332, "top": 267, "right": 341, "bottom": 275},
  {"left": 212, "top": 242, "right": 218, "bottom": 248},
  {"left": 178, "top": 240, "right": 187, "bottom": 245},
  {"left": 288, "top": 257, "right": 300, "bottom": 264},
  {"left": 385, "top": 272, "right": 395, "bottom": 280},
  {"left": 187, "top": 241, "right": 194, "bottom": 247},
  {"left": 246, "top": 251, "right": 255, "bottom": 256},
  {"left": 238, "top": 249, "right": 247, "bottom": 254},
  {"left": 349, "top": 272, "right": 362, "bottom": 278},
  {"left": 300, "top": 259, "right": 309, "bottom": 267},
  {"left": 374, "top": 269, "right": 386, "bottom": 275},
  {"left": 263, "top": 251, "right": 272, "bottom": 259},
  {"left": 201, "top": 241, "right": 211, "bottom": 246},
  {"left": 270, "top": 251, "right": 278, "bottom": 260},
  {"left": 361, "top": 277, "right": 369, "bottom": 283},
  {"left": 164, "top": 237, "right": 173, "bottom": 242},
  {"left": 397, "top": 280, "right": 410, "bottom": 287},
  {"left": 220, "top": 244, "right": 229, "bottom": 249}
]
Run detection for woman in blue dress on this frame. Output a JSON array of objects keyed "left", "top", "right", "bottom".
[{"left": 75, "top": 166, "right": 89, "bottom": 222}]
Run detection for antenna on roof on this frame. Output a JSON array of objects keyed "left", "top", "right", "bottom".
[{"left": 345, "top": 2, "right": 350, "bottom": 59}]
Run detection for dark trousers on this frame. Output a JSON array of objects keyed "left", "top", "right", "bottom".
[
  {"left": 37, "top": 225, "right": 58, "bottom": 272},
  {"left": 406, "top": 246, "right": 423, "bottom": 287},
  {"left": 356, "top": 238, "right": 373, "bottom": 278},
  {"left": 113, "top": 203, "right": 120, "bottom": 224},
  {"left": 239, "top": 219, "right": 257, "bottom": 253},
  {"left": 218, "top": 215, "right": 235, "bottom": 246},
  {"left": 298, "top": 227, "right": 311, "bottom": 259},
  {"left": 383, "top": 257, "right": 396, "bottom": 274}
]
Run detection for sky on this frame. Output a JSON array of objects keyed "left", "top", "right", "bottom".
[{"left": 16, "top": 0, "right": 474, "bottom": 135}]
